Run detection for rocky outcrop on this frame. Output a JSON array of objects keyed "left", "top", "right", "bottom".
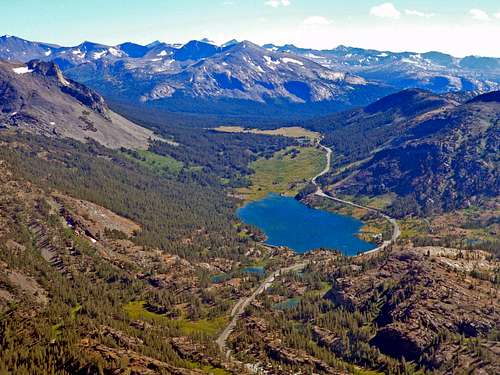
[
  {"left": 171, "top": 336, "right": 234, "bottom": 372},
  {"left": 328, "top": 247, "right": 500, "bottom": 369},
  {"left": 27, "top": 59, "right": 110, "bottom": 119},
  {"left": 311, "top": 326, "right": 344, "bottom": 355},
  {"left": 0, "top": 59, "right": 154, "bottom": 149},
  {"left": 28, "top": 220, "right": 68, "bottom": 276},
  {"left": 231, "top": 317, "right": 343, "bottom": 374},
  {"left": 369, "top": 324, "right": 429, "bottom": 361},
  {"left": 80, "top": 338, "right": 204, "bottom": 375}
]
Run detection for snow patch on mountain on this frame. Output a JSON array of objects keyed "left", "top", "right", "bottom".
[
  {"left": 12, "top": 66, "right": 33, "bottom": 74},
  {"left": 93, "top": 51, "right": 106, "bottom": 59},
  {"left": 108, "top": 47, "right": 122, "bottom": 57},
  {"left": 264, "top": 55, "right": 280, "bottom": 69},
  {"left": 281, "top": 57, "right": 304, "bottom": 66}
]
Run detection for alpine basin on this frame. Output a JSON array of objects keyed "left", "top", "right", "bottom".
[{"left": 237, "top": 193, "right": 375, "bottom": 255}]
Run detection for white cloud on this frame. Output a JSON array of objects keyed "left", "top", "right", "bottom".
[
  {"left": 404, "top": 9, "right": 435, "bottom": 18},
  {"left": 469, "top": 9, "right": 490, "bottom": 21},
  {"left": 303, "top": 16, "right": 332, "bottom": 26},
  {"left": 494, "top": 12, "right": 500, "bottom": 20},
  {"left": 265, "top": 0, "right": 290, "bottom": 8},
  {"left": 370, "top": 3, "right": 401, "bottom": 19}
]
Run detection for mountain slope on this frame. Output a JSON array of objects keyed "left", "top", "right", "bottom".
[
  {"left": 0, "top": 35, "right": 59, "bottom": 62},
  {"left": 304, "top": 89, "right": 458, "bottom": 163},
  {"left": 0, "top": 59, "right": 154, "bottom": 149},
  {"left": 60, "top": 40, "right": 391, "bottom": 112},
  {"left": 329, "top": 91, "right": 499, "bottom": 215}
]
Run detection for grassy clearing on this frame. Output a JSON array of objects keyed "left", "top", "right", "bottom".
[
  {"left": 214, "top": 126, "right": 321, "bottom": 142},
  {"left": 365, "top": 194, "right": 397, "bottom": 210},
  {"left": 51, "top": 322, "right": 63, "bottom": 340},
  {"left": 70, "top": 304, "right": 82, "bottom": 320},
  {"left": 122, "top": 149, "right": 183, "bottom": 175},
  {"left": 178, "top": 317, "right": 227, "bottom": 336},
  {"left": 238, "top": 146, "right": 326, "bottom": 202},
  {"left": 334, "top": 193, "right": 396, "bottom": 211},
  {"left": 188, "top": 362, "right": 232, "bottom": 375},
  {"left": 123, "top": 301, "right": 226, "bottom": 337},
  {"left": 124, "top": 301, "right": 164, "bottom": 321},
  {"left": 307, "top": 281, "right": 331, "bottom": 298}
]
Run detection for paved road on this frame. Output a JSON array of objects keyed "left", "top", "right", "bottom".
[
  {"left": 216, "top": 262, "right": 307, "bottom": 359},
  {"left": 216, "top": 141, "right": 400, "bottom": 367},
  {"left": 312, "top": 142, "right": 401, "bottom": 255},
  {"left": 312, "top": 142, "right": 332, "bottom": 185}
]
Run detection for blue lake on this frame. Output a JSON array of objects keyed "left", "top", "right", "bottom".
[{"left": 237, "top": 193, "right": 375, "bottom": 255}]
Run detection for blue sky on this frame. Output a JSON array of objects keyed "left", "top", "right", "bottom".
[{"left": 2, "top": 1, "right": 500, "bottom": 56}]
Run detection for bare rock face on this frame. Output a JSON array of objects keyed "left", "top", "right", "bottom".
[
  {"left": 27, "top": 59, "right": 110, "bottom": 119},
  {"left": 0, "top": 60, "right": 154, "bottom": 149}
]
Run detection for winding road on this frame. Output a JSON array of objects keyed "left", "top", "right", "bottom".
[
  {"left": 216, "top": 262, "right": 307, "bottom": 359},
  {"left": 215, "top": 140, "right": 401, "bottom": 365},
  {"left": 312, "top": 141, "right": 400, "bottom": 254}
]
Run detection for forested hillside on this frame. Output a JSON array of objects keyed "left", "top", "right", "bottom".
[
  {"left": 303, "top": 89, "right": 457, "bottom": 164},
  {"left": 324, "top": 92, "right": 499, "bottom": 216}
]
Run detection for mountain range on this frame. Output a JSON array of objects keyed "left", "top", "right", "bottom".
[
  {"left": 264, "top": 43, "right": 500, "bottom": 93},
  {"left": 1, "top": 35, "right": 499, "bottom": 117},
  {"left": 0, "top": 33, "right": 499, "bottom": 375}
]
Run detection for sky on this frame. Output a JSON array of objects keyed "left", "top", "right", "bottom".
[{"left": 2, "top": 0, "right": 500, "bottom": 57}]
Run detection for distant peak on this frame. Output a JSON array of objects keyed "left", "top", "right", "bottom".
[
  {"left": 119, "top": 41, "right": 145, "bottom": 47},
  {"left": 235, "top": 40, "right": 260, "bottom": 49},
  {"left": 200, "top": 38, "right": 216, "bottom": 45},
  {"left": 1, "top": 34, "right": 22, "bottom": 40},
  {"left": 146, "top": 40, "right": 162, "bottom": 48},
  {"left": 222, "top": 39, "right": 238, "bottom": 47},
  {"left": 79, "top": 41, "right": 105, "bottom": 48},
  {"left": 184, "top": 39, "right": 206, "bottom": 46}
]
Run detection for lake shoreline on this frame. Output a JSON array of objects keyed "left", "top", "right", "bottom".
[{"left": 237, "top": 193, "right": 376, "bottom": 256}]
